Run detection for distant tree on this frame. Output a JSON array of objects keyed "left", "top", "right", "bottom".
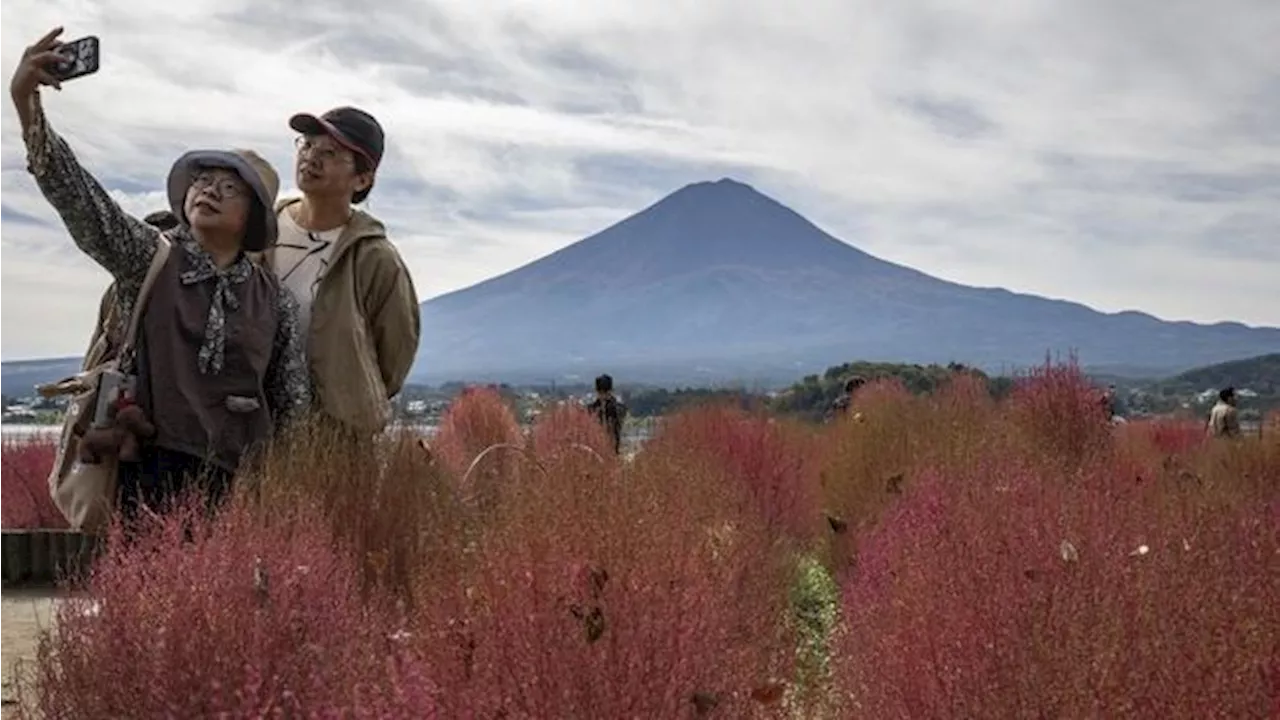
[
  {"left": 625, "top": 387, "right": 759, "bottom": 417},
  {"left": 772, "top": 360, "right": 1005, "bottom": 420}
]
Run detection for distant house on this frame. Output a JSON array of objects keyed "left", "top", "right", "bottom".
[
  {"left": 1198, "top": 387, "right": 1258, "bottom": 403},
  {"left": 3, "top": 403, "right": 38, "bottom": 422}
]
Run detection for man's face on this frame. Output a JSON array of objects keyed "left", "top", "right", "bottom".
[{"left": 295, "top": 134, "right": 372, "bottom": 202}]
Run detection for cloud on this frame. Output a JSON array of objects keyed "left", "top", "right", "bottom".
[{"left": 2, "top": 0, "right": 1278, "bottom": 360}]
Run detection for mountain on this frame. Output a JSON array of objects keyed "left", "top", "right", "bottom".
[
  {"left": 2, "top": 357, "right": 82, "bottom": 398},
  {"left": 414, "top": 178, "right": 1279, "bottom": 384},
  {"left": 1161, "top": 353, "right": 1280, "bottom": 394}
]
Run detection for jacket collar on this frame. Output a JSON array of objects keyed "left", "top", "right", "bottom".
[{"left": 272, "top": 197, "right": 386, "bottom": 265}]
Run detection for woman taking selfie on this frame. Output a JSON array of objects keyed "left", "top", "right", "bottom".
[{"left": 12, "top": 27, "right": 311, "bottom": 518}]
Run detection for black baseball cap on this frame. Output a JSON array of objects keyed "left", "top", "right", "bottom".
[{"left": 289, "top": 107, "right": 384, "bottom": 170}]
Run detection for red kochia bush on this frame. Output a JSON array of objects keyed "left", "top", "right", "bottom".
[
  {"left": 1120, "top": 417, "right": 1208, "bottom": 457},
  {"left": 846, "top": 376, "right": 915, "bottom": 413},
  {"left": 431, "top": 448, "right": 794, "bottom": 718},
  {"left": 833, "top": 456, "right": 1278, "bottom": 719},
  {"left": 430, "top": 387, "right": 523, "bottom": 513},
  {"left": 529, "top": 401, "right": 616, "bottom": 461},
  {"left": 1005, "top": 358, "right": 1111, "bottom": 465},
  {"left": 649, "top": 405, "right": 823, "bottom": 543},
  {"left": 431, "top": 386, "right": 523, "bottom": 477},
  {"left": 1, "top": 436, "right": 66, "bottom": 529},
  {"left": 16, "top": 496, "right": 439, "bottom": 718}
]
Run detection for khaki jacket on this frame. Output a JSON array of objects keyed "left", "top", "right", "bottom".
[
  {"left": 1207, "top": 401, "right": 1240, "bottom": 438},
  {"left": 86, "top": 283, "right": 120, "bottom": 369},
  {"left": 259, "top": 199, "right": 421, "bottom": 434}
]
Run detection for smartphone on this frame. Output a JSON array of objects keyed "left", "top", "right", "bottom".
[
  {"left": 48, "top": 35, "right": 100, "bottom": 83},
  {"left": 92, "top": 367, "right": 134, "bottom": 429}
]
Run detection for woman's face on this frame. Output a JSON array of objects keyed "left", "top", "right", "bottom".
[{"left": 183, "top": 168, "right": 252, "bottom": 241}]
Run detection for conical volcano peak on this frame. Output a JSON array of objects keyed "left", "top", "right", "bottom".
[
  {"left": 641, "top": 176, "right": 803, "bottom": 228},
  {"left": 666, "top": 177, "right": 764, "bottom": 203},
  {"left": 415, "top": 176, "right": 1280, "bottom": 384},
  {"left": 705, "top": 176, "right": 757, "bottom": 191},
  {"left": 614, "top": 176, "right": 868, "bottom": 265}
]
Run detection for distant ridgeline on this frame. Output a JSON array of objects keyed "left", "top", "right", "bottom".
[
  {"left": 396, "top": 381, "right": 761, "bottom": 420},
  {"left": 0, "top": 356, "right": 84, "bottom": 398},
  {"left": 771, "top": 354, "right": 1280, "bottom": 420},
  {"left": 1160, "top": 353, "right": 1278, "bottom": 396},
  {"left": 401, "top": 356, "right": 1274, "bottom": 425},
  {"left": 1126, "top": 353, "right": 1279, "bottom": 417},
  {"left": 394, "top": 362, "right": 1006, "bottom": 424}
]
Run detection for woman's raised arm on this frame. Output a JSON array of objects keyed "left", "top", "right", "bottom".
[{"left": 12, "top": 27, "right": 160, "bottom": 303}]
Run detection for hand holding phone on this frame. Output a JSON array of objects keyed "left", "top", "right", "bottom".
[
  {"left": 10, "top": 27, "right": 63, "bottom": 127},
  {"left": 48, "top": 35, "right": 100, "bottom": 83},
  {"left": 10, "top": 27, "right": 99, "bottom": 130}
]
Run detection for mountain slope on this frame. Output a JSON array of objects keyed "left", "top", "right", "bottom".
[
  {"left": 1165, "top": 353, "right": 1280, "bottom": 392},
  {"left": 415, "top": 178, "right": 1278, "bottom": 384},
  {"left": 1, "top": 357, "right": 82, "bottom": 398}
]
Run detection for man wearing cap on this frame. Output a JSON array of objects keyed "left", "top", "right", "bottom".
[
  {"left": 12, "top": 26, "right": 310, "bottom": 514},
  {"left": 265, "top": 106, "right": 420, "bottom": 436}
]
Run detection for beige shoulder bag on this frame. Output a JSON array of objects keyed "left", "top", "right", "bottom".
[{"left": 40, "top": 236, "right": 173, "bottom": 532}]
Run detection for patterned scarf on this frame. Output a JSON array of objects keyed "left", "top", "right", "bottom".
[{"left": 178, "top": 239, "right": 252, "bottom": 375}]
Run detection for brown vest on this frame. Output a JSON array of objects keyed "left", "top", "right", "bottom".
[{"left": 137, "top": 251, "right": 280, "bottom": 472}]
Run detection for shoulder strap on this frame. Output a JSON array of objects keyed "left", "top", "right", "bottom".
[{"left": 118, "top": 234, "right": 173, "bottom": 358}]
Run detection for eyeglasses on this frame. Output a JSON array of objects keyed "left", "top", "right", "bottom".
[
  {"left": 191, "top": 172, "right": 247, "bottom": 198},
  {"left": 295, "top": 136, "right": 354, "bottom": 165}
]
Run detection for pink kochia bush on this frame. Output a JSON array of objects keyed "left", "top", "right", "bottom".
[
  {"left": 1005, "top": 358, "right": 1111, "bottom": 464},
  {"left": 1119, "top": 417, "right": 1208, "bottom": 457},
  {"left": 16, "top": 497, "right": 440, "bottom": 718},
  {"left": 528, "top": 401, "right": 616, "bottom": 461},
  {"left": 430, "top": 386, "right": 523, "bottom": 478},
  {"left": 649, "top": 405, "right": 824, "bottom": 543},
  {"left": 1, "top": 436, "right": 66, "bottom": 529},
  {"left": 420, "top": 446, "right": 795, "bottom": 717},
  {"left": 430, "top": 386, "right": 523, "bottom": 512},
  {"left": 833, "top": 455, "right": 1279, "bottom": 718}
]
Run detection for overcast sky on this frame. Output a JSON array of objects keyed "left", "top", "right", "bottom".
[{"left": 2, "top": 0, "right": 1278, "bottom": 360}]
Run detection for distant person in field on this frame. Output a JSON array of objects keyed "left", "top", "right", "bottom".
[
  {"left": 260, "top": 106, "right": 421, "bottom": 437},
  {"left": 1207, "top": 387, "right": 1241, "bottom": 438},
  {"left": 586, "top": 374, "right": 628, "bottom": 454},
  {"left": 1099, "top": 384, "right": 1121, "bottom": 422},
  {"left": 827, "top": 375, "right": 866, "bottom": 422},
  {"left": 12, "top": 27, "right": 310, "bottom": 517}
]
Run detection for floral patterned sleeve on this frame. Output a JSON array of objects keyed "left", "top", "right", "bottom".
[
  {"left": 265, "top": 283, "right": 312, "bottom": 430},
  {"left": 22, "top": 94, "right": 160, "bottom": 305}
]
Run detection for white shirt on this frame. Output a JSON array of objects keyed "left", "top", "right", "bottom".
[{"left": 273, "top": 208, "right": 344, "bottom": 349}]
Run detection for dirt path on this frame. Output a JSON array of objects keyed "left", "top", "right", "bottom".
[{"left": 1, "top": 590, "right": 61, "bottom": 719}]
